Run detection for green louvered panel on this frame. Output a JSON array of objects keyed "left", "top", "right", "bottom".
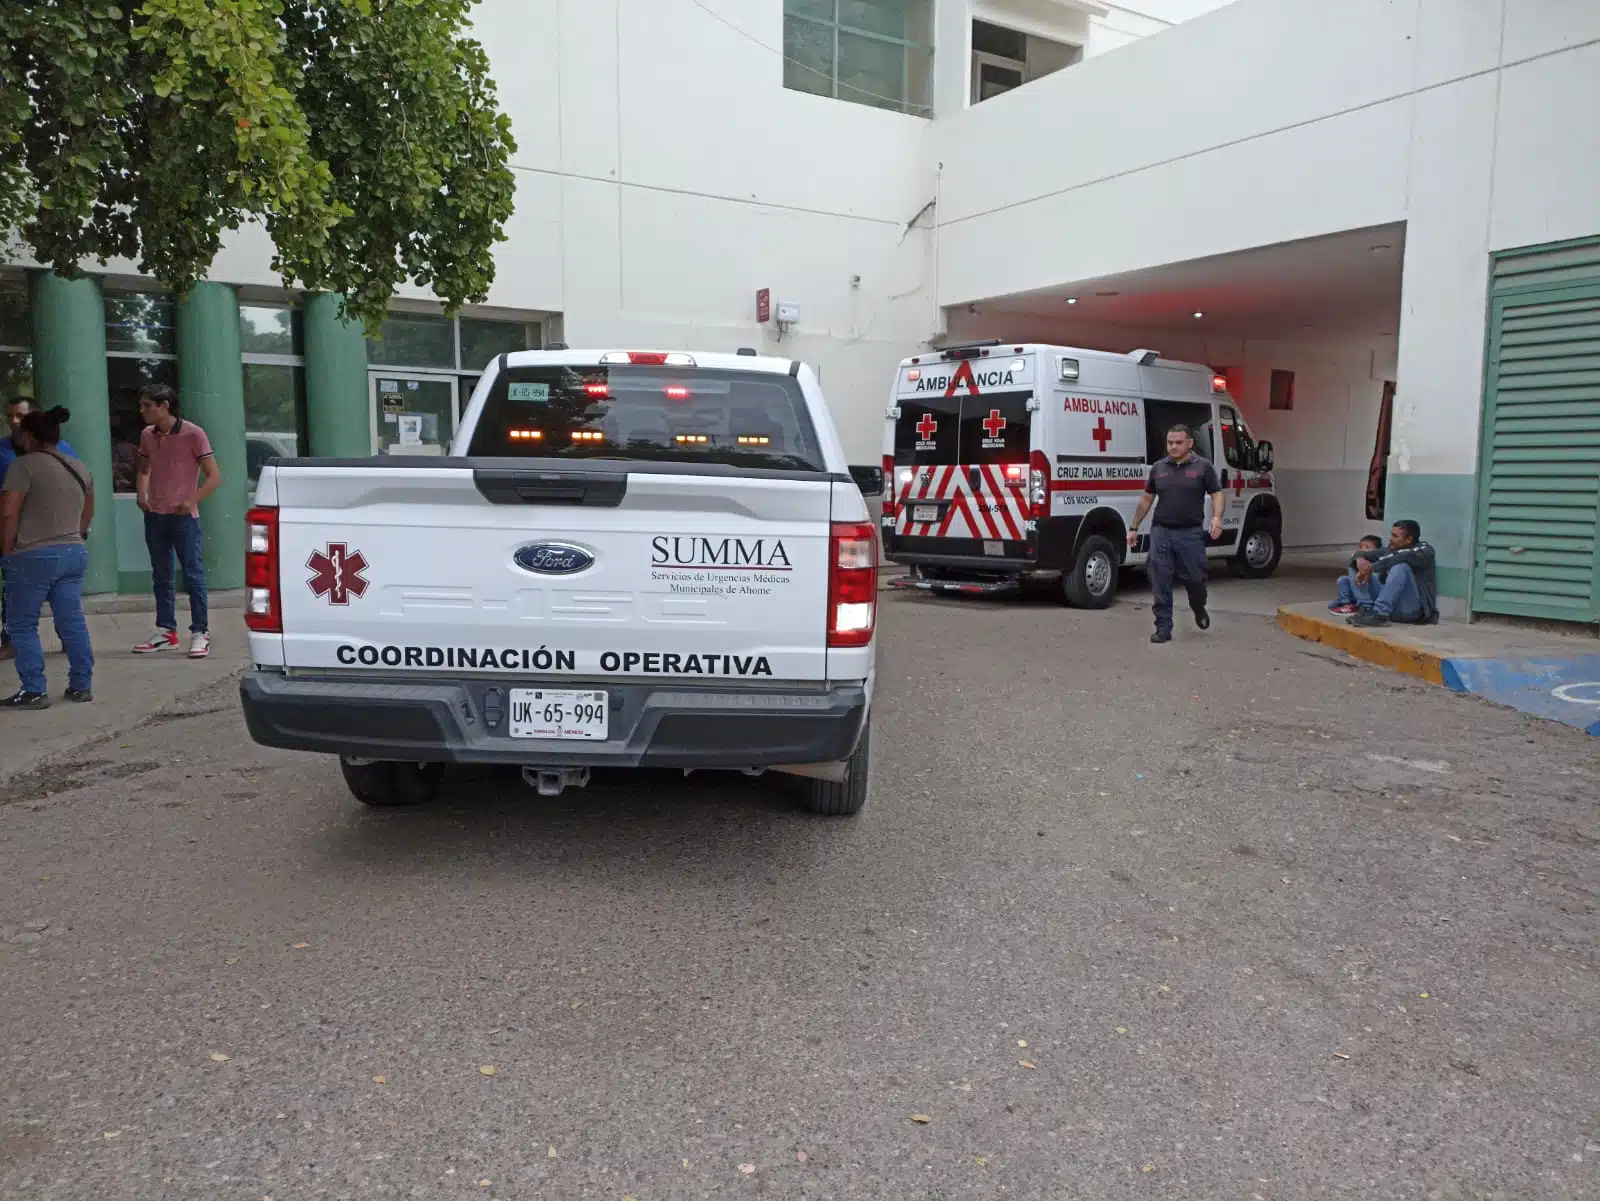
[{"left": 1473, "top": 258, "right": 1600, "bottom": 622}]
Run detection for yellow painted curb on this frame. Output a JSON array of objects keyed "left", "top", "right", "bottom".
[{"left": 1276, "top": 607, "right": 1446, "bottom": 686}]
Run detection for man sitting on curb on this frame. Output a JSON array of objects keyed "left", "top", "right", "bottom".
[
  {"left": 1329, "top": 534, "right": 1384, "bottom": 615},
  {"left": 1342, "top": 519, "right": 1439, "bottom": 628}
]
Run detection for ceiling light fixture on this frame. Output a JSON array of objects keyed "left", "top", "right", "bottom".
[
  {"left": 1192, "top": 311, "right": 1204, "bottom": 319},
  {"left": 1065, "top": 296, "right": 1078, "bottom": 305}
]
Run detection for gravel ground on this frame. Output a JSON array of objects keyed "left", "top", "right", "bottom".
[{"left": 1, "top": 591, "right": 1595, "bottom": 1201}]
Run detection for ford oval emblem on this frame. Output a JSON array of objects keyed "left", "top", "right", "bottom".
[{"left": 514, "top": 542, "right": 595, "bottom": 576}]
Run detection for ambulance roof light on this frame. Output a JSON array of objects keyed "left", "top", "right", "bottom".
[
  {"left": 1212, "top": 374, "right": 1228, "bottom": 393},
  {"left": 736, "top": 347, "right": 758, "bottom": 356},
  {"left": 1129, "top": 349, "right": 1160, "bottom": 366}
]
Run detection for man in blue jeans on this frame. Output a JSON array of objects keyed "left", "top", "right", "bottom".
[
  {"left": 132, "top": 385, "right": 222, "bottom": 658},
  {"left": 0, "top": 396, "right": 76, "bottom": 662},
  {"left": 1343, "top": 519, "right": 1439, "bottom": 627}
]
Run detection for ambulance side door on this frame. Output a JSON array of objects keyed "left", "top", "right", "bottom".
[{"left": 1213, "top": 403, "right": 1255, "bottom": 550}]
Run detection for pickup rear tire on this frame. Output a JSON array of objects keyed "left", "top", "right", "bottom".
[
  {"left": 1063, "top": 534, "right": 1119, "bottom": 609},
  {"left": 340, "top": 758, "right": 444, "bottom": 807},
  {"left": 798, "top": 720, "right": 871, "bottom": 817}
]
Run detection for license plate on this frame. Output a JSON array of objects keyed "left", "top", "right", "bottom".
[
  {"left": 509, "top": 689, "right": 609, "bottom": 740},
  {"left": 913, "top": 504, "right": 938, "bottom": 524},
  {"left": 984, "top": 541, "right": 1003, "bottom": 556}
]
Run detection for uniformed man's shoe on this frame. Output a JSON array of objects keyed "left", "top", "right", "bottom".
[
  {"left": 1349, "top": 609, "right": 1390, "bottom": 627},
  {"left": 1193, "top": 607, "right": 1211, "bottom": 630},
  {"left": 1150, "top": 629, "right": 1173, "bottom": 644}
]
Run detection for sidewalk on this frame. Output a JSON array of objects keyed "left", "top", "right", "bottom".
[
  {"left": 1279, "top": 602, "right": 1600, "bottom": 735},
  {"left": 0, "top": 611, "right": 251, "bottom": 788}
]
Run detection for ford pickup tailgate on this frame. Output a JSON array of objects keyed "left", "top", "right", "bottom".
[
  {"left": 261, "top": 357, "right": 860, "bottom": 683},
  {"left": 268, "top": 462, "right": 832, "bottom": 680}
]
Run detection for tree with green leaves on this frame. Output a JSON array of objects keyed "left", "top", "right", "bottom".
[{"left": 0, "top": 0, "right": 518, "bottom": 330}]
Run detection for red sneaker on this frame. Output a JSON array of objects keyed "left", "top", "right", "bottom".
[
  {"left": 1328, "top": 603, "right": 1358, "bottom": 615},
  {"left": 133, "top": 629, "right": 180, "bottom": 654}
]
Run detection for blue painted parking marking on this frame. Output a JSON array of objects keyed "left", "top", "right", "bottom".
[{"left": 1441, "top": 654, "right": 1600, "bottom": 736}]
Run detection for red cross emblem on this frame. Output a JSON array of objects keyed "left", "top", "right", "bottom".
[
  {"left": 915, "top": 413, "right": 938, "bottom": 441},
  {"left": 307, "top": 543, "right": 371, "bottom": 606},
  {"left": 982, "top": 409, "right": 1006, "bottom": 439},
  {"left": 1233, "top": 473, "right": 1246, "bottom": 496},
  {"left": 1091, "top": 418, "right": 1113, "bottom": 452}
]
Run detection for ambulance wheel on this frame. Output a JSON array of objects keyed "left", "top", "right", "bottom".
[
  {"left": 799, "top": 721, "right": 871, "bottom": 817},
  {"left": 1063, "top": 534, "right": 1119, "bottom": 609},
  {"left": 1230, "top": 519, "right": 1282, "bottom": 578},
  {"left": 340, "top": 758, "right": 444, "bottom": 807}
]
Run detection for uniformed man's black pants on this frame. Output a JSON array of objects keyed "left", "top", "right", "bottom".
[{"left": 1148, "top": 525, "right": 1208, "bottom": 632}]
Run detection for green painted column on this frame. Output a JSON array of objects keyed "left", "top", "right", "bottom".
[
  {"left": 176, "top": 282, "right": 247, "bottom": 591},
  {"left": 303, "top": 292, "right": 371, "bottom": 457},
  {"left": 31, "top": 272, "right": 117, "bottom": 594}
]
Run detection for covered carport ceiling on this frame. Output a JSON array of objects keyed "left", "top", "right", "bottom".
[{"left": 969, "top": 224, "right": 1405, "bottom": 341}]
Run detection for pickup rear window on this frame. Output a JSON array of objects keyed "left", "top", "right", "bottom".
[{"left": 466, "top": 365, "right": 826, "bottom": 472}]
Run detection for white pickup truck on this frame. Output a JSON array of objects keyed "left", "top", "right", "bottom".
[{"left": 238, "top": 349, "right": 878, "bottom": 815}]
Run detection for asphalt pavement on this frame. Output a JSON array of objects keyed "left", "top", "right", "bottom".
[{"left": 1, "top": 587, "right": 1595, "bottom": 1200}]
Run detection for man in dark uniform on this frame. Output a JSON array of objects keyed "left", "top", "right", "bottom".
[{"left": 1126, "top": 424, "right": 1225, "bottom": 644}]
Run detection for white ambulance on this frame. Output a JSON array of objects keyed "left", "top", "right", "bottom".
[{"left": 880, "top": 342, "right": 1282, "bottom": 605}]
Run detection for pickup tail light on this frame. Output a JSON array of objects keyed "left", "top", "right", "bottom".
[
  {"left": 244, "top": 506, "right": 281, "bottom": 633},
  {"left": 1028, "top": 449, "right": 1050, "bottom": 520},
  {"left": 828, "top": 521, "right": 878, "bottom": 649},
  {"left": 880, "top": 454, "right": 898, "bottom": 519}
]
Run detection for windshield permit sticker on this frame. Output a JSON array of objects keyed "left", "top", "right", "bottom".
[{"left": 508, "top": 382, "right": 550, "bottom": 402}]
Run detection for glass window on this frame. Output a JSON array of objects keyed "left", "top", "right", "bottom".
[
  {"left": 468, "top": 365, "right": 826, "bottom": 472},
  {"left": 105, "top": 292, "right": 176, "bottom": 356},
  {"left": 240, "top": 305, "right": 303, "bottom": 357},
  {"left": 784, "top": 10, "right": 835, "bottom": 97},
  {"left": 1218, "top": 406, "right": 1258, "bottom": 470},
  {"left": 0, "top": 352, "right": 33, "bottom": 402},
  {"left": 841, "top": 0, "right": 926, "bottom": 40},
  {"left": 242, "top": 364, "right": 307, "bottom": 483},
  {"left": 839, "top": 29, "right": 909, "bottom": 111},
  {"left": 459, "top": 317, "right": 538, "bottom": 373},
  {"left": 107, "top": 358, "right": 178, "bottom": 492},
  {"left": 0, "top": 275, "right": 29, "bottom": 349},
  {"left": 367, "top": 312, "right": 455, "bottom": 369},
  {"left": 782, "top": 0, "right": 931, "bottom": 115}
]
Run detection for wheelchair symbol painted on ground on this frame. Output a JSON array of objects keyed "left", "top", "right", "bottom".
[{"left": 1549, "top": 682, "right": 1600, "bottom": 706}]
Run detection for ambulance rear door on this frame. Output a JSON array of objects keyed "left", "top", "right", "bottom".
[{"left": 890, "top": 349, "right": 1036, "bottom": 559}]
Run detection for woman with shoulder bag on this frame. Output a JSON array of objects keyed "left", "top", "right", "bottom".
[{"left": 0, "top": 405, "right": 95, "bottom": 708}]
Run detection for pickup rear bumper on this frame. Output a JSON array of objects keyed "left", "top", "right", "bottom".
[{"left": 239, "top": 670, "right": 868, "bottom": 769}]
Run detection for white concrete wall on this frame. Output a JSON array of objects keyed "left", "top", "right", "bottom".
[{"left": 946, "top": 311, "right": 1394, "bottom": 546}]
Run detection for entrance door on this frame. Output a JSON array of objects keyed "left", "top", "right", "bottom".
[{"left": 370, "top": 373, "right": 457, "bottom": 456}]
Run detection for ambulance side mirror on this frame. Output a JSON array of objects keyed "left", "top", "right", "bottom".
[
  {"left": 849, "top": 464, "right": 885, "bottom": 497},
  {"left": 1255, "top": 441, "right": 1274, "bottom": 473}
]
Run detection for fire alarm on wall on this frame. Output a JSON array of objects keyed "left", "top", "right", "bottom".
[{"left": 756, "top": 288, "right": 771, "bottom": 324}]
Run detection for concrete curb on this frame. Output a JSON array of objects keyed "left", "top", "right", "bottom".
[{"left": 1276, "top": 606, "right": 1446, "bottom": 685}]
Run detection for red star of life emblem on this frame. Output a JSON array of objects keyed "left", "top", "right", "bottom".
[{"left": 307, "top": 543, "right": 370, "bottom": 606}]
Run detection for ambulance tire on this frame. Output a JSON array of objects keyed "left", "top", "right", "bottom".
[
  {"left": 798, "top": 720, "right": 871, "bottom": 817},
  {"left": 1230, "top": 518, "right": 1283, "bottom": 579},
  {"left": 1063, "top": 534, "right": 1120, "bottom": 609},
  {"left": 340, "top": 758, "right": 444, "bottom": 807}
]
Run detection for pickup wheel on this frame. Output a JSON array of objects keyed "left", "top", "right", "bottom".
[
  {"left": 798, "top": 720, "right": 871, "bottom": 817},
  {"left": 340, "top": 758, "right": 444, "bottom": 807},
  {"left": 1062, "top": 534, "right": 1119, "bottom": 609}
]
